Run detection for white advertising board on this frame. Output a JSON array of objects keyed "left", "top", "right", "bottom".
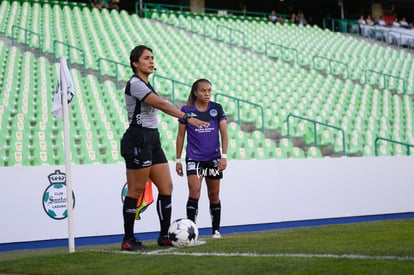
[{"left": 0, "top": 156, "right": 413, "bottom": 244}]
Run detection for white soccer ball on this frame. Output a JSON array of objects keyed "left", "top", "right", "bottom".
[{"left": 168, "top": 218, "right": 199, "bottom": 247}]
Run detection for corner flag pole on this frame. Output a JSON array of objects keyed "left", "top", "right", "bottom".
[{"left": 60, "top": 57, "right": 75, "bottom": 253}]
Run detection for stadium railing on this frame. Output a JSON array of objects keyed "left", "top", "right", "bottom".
[
  {"left": 140, "top": 2, "right": 269, "bottom": 19},
  {"left": 363, "top": 69, "right": 407, "bottom": 95},
  {"left": 53, "top": 40, "right": 86, "bottom": 75},
  {"left": 11, "top": 25, "right": 41, "bottom": 55},
  {"left": 374, "top": 137, "right": 414, "bottom": 156},
  {"left": 286, "top": 113, "right": 346, "bottom": 156},
  {"left": 312, "top": 55, "right": 349, "bottom": 79},
  {"left": 215, "top": 93, "right": 264, "bottom": 133},
  {"left": 97, "top": 57, "right": 128, "bottom": 89}
]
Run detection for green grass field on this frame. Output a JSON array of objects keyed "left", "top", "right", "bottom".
[{"left": 1, "top": 219, "right": 414, "bottom": 274}]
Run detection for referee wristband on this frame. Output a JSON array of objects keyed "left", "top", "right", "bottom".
[
  {"left": 175, "top": 159, "right": 182, "bottom": 163},
  {"left": 221, "top": 154, "right": 227, "bottom": 159}
]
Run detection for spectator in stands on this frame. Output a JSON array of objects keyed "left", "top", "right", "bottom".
[
  {"left": 90, "top": 0, "right": 118, "bottom": 10},
  {"left": 290, "top": 13, "right": 296, "bottom": 25},
  {"left": 358, "top": 15, "right": 366, "bottom": 25},
  {"left": 105, "top": 0, "right": 119, "bottom": 10},
  {"left": 392, "top": 17, "right": 400, "bottom": 27},
  {"left": 175, "top": 78, "right": 228, "bottom": 239},
  {"left": 269, "top": 10, "right": 278, "bottom": 24},
  {"left": 366, "top": 15, "right": 375, "bottom": 26},
  {"left": 296, "top": 11, "right": 307, "bottom": 26},
  {"left": 400, "top": 17, "right": 409, "bottom": 27},
  {"left": 120, "top": 45, "right": 208, "bottom": 251},
  {"left": 376, "top": 16, "right": 386, "bottom": 26},
  {"left": 90, "top": 0, "right": 103, "bottom": 9}
]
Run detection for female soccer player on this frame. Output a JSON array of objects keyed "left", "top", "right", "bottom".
[
  {"left": 120, "top": 45, "right": 208, "bottom": 251},
  {"left": 175, "top": 79, "right": 228, "bottom": 238}
]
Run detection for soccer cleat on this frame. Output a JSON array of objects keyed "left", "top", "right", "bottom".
[
  {"left": 121, "top": 238, "right": 147, "bottom": 251},
  {"left": 157, "top": 235, "right": 173, "bottom": 246},
  {"left": 212, "top": 230, "right": 222, "bottom": 239}
]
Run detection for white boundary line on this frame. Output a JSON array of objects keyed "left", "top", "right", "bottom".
[{"left": 95, "top": 249, "right": 414, "bottom": 261}]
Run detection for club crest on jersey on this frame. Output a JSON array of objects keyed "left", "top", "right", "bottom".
[{"left": 210, "top": 109, "right": 218, "bottom": 117}]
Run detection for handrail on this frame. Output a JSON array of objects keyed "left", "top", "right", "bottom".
[
  {"left": 286, "top": 113, "right": 346, "bottom": 155},
  {"left": 215, "top": 93, "right": 264, "bottom": 133},
  {"left": 374, "top": 137, "right": 414, "bottom": 156},
  {"left": 97, "top": 58, "right": 129, "bottom": 89},
  {"left": 216, "top": 25, "right": 246, "bottom": 49},
  {"left": 312, "top": 55, "right": 349, "bottom": 79},
  {"left": 364, "top": 69, "right": 406, "bottom": 94},
  {"left": 141, "top": 2, "right": 268, "bottom": 18},
  {"left": 152, "top": 74, "right": 191, "bottom": 105},
  {"left": 53, "top": 40, "right": 86, "bottom": 75},
  {"left": 11, "top": 25, "right": 42, "bottom": 55},
  {"left": 265, "top": 42, "right": 299, "bottom": 64},
  {"left": 323, "top": 17, "right": 414, "bottom": 49}
]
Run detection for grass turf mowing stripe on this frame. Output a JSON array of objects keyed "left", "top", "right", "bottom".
[{"left": 95, "top": 250, "right": 414, "bottom": 261}]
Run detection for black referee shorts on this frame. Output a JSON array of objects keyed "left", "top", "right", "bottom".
[{"left": 120, "top": 127, "right": 167, "bottom": 169}]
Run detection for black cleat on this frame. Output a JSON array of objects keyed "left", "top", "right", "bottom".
[
  {"left": 157, "top": 235, "right": 173, "bottom": 246},
  {"left": 121, "top": 238, "right": 147, "bottom": 251}
]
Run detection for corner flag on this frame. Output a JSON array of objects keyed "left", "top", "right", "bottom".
[
  {"left": 51, "top": 57, "right": 76, "bottom": 253},
  {"left": 52, "top": 57, "right": 75, "bottom": 120}
]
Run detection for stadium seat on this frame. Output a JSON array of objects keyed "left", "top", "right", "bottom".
[
  {"left": 306, "top": 146, "right": 323, "bottom": 158},
  {"left": 278, "top": 138, "right": 294, "bottom": 153},
  {"left": 291, "top": 147, "right": 306, "bottom": 158},
  {"left": 272, "top": 147, "right": 288, "bottom": 159}
]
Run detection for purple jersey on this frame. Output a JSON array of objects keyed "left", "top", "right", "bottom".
[{"left": 179, "top": 102, "right": 226, "bottom": 161}]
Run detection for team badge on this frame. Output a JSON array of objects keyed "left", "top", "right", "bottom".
[
  {"left": 42, "top": 170, "right": 75, "bottom": 220},
  {"left": 210, "top": 109, "right": 218, "bottom": 117}
]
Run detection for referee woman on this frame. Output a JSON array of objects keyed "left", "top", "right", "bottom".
[{"left": 120, "top": 45, "right": 209, "bottom": 251}]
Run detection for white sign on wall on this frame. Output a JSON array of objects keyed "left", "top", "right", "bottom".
[{"left": 1, "top": 156, "right": 413, "bottom": 245}]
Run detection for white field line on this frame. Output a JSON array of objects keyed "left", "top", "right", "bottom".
[{"left": 95, "top": 249, "right": 414, "bottom": 261}]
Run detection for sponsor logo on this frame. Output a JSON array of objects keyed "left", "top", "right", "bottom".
[
  {"left": 187, "top": 161, "right": 196, "bottom": 171},
  {"left": 42, "top": 170, "right": 75, "bottom": 220},
  {"left": 135, "top": 114, "right": 142, "bottom": 125},
  {"left": 142, "top": 160, "right": 152, "bottom": 167},
  {"left": 196, "top": 163, "right": 220, "bottom": 178}
]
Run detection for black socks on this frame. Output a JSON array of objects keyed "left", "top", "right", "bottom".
[
  {"left": 210, "top": 201, "right": 221, "bottom": 234},
  {"left": 123, "top": 196, "right": 138, "bottom": 241},
  {"left": 156, "top": 194, "right": 172, "bottom": 236},
  {"left": 186, "top": 197, "right": 199, "bottom": 223}
]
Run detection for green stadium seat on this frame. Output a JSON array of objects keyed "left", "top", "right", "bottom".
[
  {"left": 306, "top": 146, "right": 323, "bottom": 158},
  {"left": 278, "top": 138, "right": 294, "bottom": 152},
  {"left": 376, "top": 144, "right": 392, "bottom": 157},
  {"left": 291, "top": 147, "right": 306, "bottom": 158},
  {"left": 272, "top": 147, "right": 288, "bottom": 159},
  {"left": 234, "top": 147, "right": 250, "bottom": 160}
]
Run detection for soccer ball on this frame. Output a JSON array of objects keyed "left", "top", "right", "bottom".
[{"left": 168, "top": 218, "right": 199, "bottom": 247}]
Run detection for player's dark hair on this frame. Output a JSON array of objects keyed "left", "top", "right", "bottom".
[
  {"left": 187, "top": 78, "right": 211, "bottom": 106},
  {"left": 129, "top": 45, "right": 153, "bottom": 74}
]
